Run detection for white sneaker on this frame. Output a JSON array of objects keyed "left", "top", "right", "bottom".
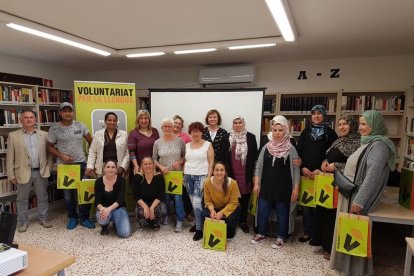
[
  {"left": 271, "top": 237, "right": 285, "bottom": 249},
  {"left": 250, "top": 234, "right": 266, "bottom": 244},
  {"left": 175, "top": 221, "right": 183, "bottom": 232}
]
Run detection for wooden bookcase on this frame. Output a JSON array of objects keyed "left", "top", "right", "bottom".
[
  {"left": 0, "top": 81, "right": 71, "bottom": 215},
  {"left": 262, "top": 90, "right": 406, "bottom": 170}
]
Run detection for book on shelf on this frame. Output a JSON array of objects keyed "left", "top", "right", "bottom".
[
  {"left": 38, "top": 88, "right": 72, "bottom": 104},
  {"left": 0, "top": 135, "right": 7, "bottom": 151},
  {"left": 0, "top": 157, "right": 5, "bottom": 177},
  {"left": 0, "top": 109, "right": 27, "bottom": 126},
  {"left": 0, "top": 85, "right": 35, "bottom": 103},
  {"left": 0, "top": 179, "right": 15, "bottom": 194},
  {"left": 342, "top": 95, "right": 405, "bottom": 113},
  {"left": 280, "top": 96, "right": 335, "bottom": 113}
]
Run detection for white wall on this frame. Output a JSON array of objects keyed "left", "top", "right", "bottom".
[
  {"left": 0, "top": 53, "right": 86, "bottom": 89},
  {"left": 87, "top": 55, "right": 414, "bottom": 95}
]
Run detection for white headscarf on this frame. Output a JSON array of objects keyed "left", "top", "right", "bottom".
[
  {"left": 229, "top": 116, "right": 248, "bottom": 166},
  {"left": 266, "top": 115, "right": 292, "bottom": 159}
]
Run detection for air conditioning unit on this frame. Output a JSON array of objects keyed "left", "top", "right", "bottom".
[{"left": 199, "top": 65, "right": 255, "bottom": 86}]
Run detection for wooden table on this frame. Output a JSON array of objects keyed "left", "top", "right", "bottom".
[
  {"left": 14, "top": 243, "right": 75, "bottom": 276},
  {"left": 369, "top": 187, "right": 414, "bottom": 225}
]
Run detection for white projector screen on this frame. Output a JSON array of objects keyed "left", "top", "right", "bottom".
[{"left": 150, "top": 89, "right": 265, "bottom": 146}]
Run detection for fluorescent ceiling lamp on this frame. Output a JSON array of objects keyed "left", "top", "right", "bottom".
[
  {"left": 174, "top": 48, "right": 217, "bottom": 55},
  {"left": 126, "top": 52, "right": 165, "bottom": 58},
  {"left": 228, "top": 43, "right": 276, "bottom": 50},
  {"left": 265, "top": 0, "right": 295, "bottom": 42},
  {"left": 6, "top": 23, "right": 111, "bottom": 56}
]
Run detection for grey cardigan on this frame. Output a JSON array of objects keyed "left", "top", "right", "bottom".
[
  {"left": 255, "top": 145, "right": 301, "bottom": 188},
  {"left": 352, "top": 140, "right": 391, "bottom": 214}
]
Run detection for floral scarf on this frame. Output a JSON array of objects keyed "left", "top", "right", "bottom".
[{"left": 229, "top": 116, "right": 248, "bottom": 166}]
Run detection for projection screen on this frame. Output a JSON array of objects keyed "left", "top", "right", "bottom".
[{"left": 149, "top": 88, "right": 265, "bottom": 146}]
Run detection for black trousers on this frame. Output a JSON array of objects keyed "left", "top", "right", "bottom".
[
  {"left": 314, "top": 205, "right": 337, "bottom": 251},
  {"left": 238, "top": 193, "right": 250, "bottom": 224},
  {"left": 201, "top": 206, "right": 241, "bottom": 238}
]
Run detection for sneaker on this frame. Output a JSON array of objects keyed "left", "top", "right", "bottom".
[
  {"left": 239, "top": 223, "right": 249, "bottom": 233},
  {"left": 100, "top": 226, "right": 109, "bottom": 235},
  {"left": 175, "top": 221, "right": 183, "bottom": 233},
  {"left": 189, "top": 225, "right": 196, "bottom": 233},
  {"left": 80, "top": 219, "right": 95, "bottom": 229},
  {"left": 17, "top": 222, "right": 28, "bottom": 233},
  {"left": 39, "top": 219, "right": 52, "bottom": 228},
  {"left": 250, "top": 234, "right": 266, "bottom": 244},
  {"left": 193, "top": 230, "right": 203, "bottom": 241},
  {"left": 67, "top": 218, "right": 78, "bottom": 230},
  {"left": 271, "top": 237, "right": 285, "bottom": 249}
]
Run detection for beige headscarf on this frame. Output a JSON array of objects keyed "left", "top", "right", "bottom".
[{"left": 266, "top": 115, "right": 292, "bottom": 159}]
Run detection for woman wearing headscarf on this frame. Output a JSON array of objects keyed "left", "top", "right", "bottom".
[
  {"left": 297, "top": 104, "right": 338, "bottom": 245},
  {"left": 318, "top": 114, "right": 360, "bottom": 260},
  {"left": 223, "top": 116, "right": 258, "bottom": 233},
  {"left": 250, "top": 116, "right": 300, "bottom": 249},
  {"left": 329, "top": 110, "right": 396, "bottom": 276}
]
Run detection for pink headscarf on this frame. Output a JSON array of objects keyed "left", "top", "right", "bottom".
[{"left": 266, "top": 115, "right": 292, "bottom": 159}]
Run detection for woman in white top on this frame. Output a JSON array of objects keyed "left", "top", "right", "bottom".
[
  {"left": 184, "top": 121, "right": 214, "bottom": 241},
  {"left": 86, "top": 112, "right": 129, "bottom": 178}
]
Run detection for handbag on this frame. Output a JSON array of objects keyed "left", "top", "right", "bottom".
[
  {"left": 333, "top": 170, "right": 355, "bottom": 199},
  {"left": 332, "top": 143, "right": 371, "bottom": 200}
]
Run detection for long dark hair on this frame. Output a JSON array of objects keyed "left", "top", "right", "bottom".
[{"left": 212, "top": 162, "right": 229, "bottom": 195}]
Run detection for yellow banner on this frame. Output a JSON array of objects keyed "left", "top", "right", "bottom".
[
  {"left": 315, "top": 174, "right": 335, "bottom": 208},
  {"left": 248, "top": 192, "right": 258, "bottom": 215},
  {"left": 336, "top": 212, "right": 370, "bottom": 257},
  {"left": 299, "top": 176, "right": 316, "bottom": 207},
  {"left": 77, "top": 179, "right": 96, "bottom": 204},
  {"left": 57, "top": 164, "right": 80, "bottom": 189},
  {"left": 164, "top": 171, "right": 183, "bottom": 195},
  {"left": 74, "top": 81, "right": 136, "bottom": 135},
  {"left": 203, "top": 218, "right": 227, "bottom": 251}
]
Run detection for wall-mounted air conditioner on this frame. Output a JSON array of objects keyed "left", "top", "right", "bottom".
[{"left": 199, "top": 65, "right": 255, "bottom": 86}]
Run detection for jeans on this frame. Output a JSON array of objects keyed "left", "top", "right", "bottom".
[
  {"left": 63, "top": 162, "right": 91, "bottom": 221},
  {"left": 96, "top": 207, "right": 131, "bottom": 238},
  {"left": 257, "top": 198, "right": 290, "bottom": 240},
  {"left": 302, "top": 206, "right": 315, "bottom": 237},
  {"left": 201, "top": 206, "right": 240, "bottom": 238},
  {"left": 165, "top": 194, "right": 185, "bottom": 222},
  {"left": 16, "top": 170, "right": 48, "bottom": 223},
  {"left": 184, "top": 174, "right": 207, "bottom": 231}
]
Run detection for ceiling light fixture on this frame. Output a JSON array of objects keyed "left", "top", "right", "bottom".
[
  {"left": 228, "top": 43, "right": 277, "bottom": 50},
  {"left": 6, "top": 23, "right": 111, "bottom": 56},
  {"left": 174, "top": 48, "right": 217, "bottom": 55},
  {"left": 126, "top": 52, "right": 165, "bottom": 58},
  {"left": 265, "top": 0, "right": 295, "bottom": 42}
]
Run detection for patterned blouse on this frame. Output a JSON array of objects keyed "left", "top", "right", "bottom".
[{"left": 202, "top": 127, "right": 228, "bottom": 162}]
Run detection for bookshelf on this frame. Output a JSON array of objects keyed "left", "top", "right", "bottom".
[
  {"left": 0, "top": 81, "right": 73, "bottom": 215},
  {"left": 262, "top": 90, "right": 406, "bottom": 169},
  {"left": 403, "top": 86, "right": 414, "bottom": 169},
  {"left": 138, "top": 96, "right": 150, "bottom": 112}
]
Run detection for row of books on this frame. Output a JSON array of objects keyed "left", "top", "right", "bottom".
[
  {"left": 262, "top": 117, "right": 336, "bottom": 133},
  {"left": 341, "top": 95, "right": 405, "bottom": 113},
  {"left": 279, "top": 96, "right": 336, "bottom": 113},
  {"left": 38, "top": 88, "right": 72, "bottom": 104},
  {"left": 0, "top": 157, "right": 5, "bottom": 177},
  {"left": 0, "top": 135, "right": 7, "bottom": 151},
  {"left": 0, "top": 179, "right": 14, "bottom": 193},
  {"left": 0, "top": 109, "right": 26, "bottom": 126},
  {"left": 404, "top": 137, "right": 414, "bottom": 160},
  {"left": 263, "top": 97, "right": 276, "bottom": 114},
  {"left": 405, "top": 117, "right": 414, "bottom": 134},
  {"left": 0, "top": 85, "right": 35, "bottom": 103},
  {"left": 38, "top": 109, "right": 60, "bottom": 124}
]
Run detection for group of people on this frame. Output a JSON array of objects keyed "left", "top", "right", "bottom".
[{"left": 6, "top": 102, "right": 395, "bottom": 276}]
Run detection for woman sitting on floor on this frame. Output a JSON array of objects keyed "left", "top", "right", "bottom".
[
  {"left": 94, "top": 160, "right": 131, "bottom": 238},
  {"left": 132, "top": 156, "right": 167, "bottom": 231},
  {"left": 201, "top": 162, "right": 241, "bottom": 241}
]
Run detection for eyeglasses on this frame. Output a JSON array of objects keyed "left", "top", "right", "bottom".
[{"left": 162, "top": 125, "right": 173, "bottom": 128}]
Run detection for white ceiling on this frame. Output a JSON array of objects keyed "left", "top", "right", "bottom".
[{"left": 0, "top": 0, "right": 413, "bottom": 71}]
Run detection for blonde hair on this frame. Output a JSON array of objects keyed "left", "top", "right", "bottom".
[
  {"left": 136, "top": 110, "right": 152, "bottom": 130},
  {"left": 139, "top": 156, "right": 157, "bottom": 175}
]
